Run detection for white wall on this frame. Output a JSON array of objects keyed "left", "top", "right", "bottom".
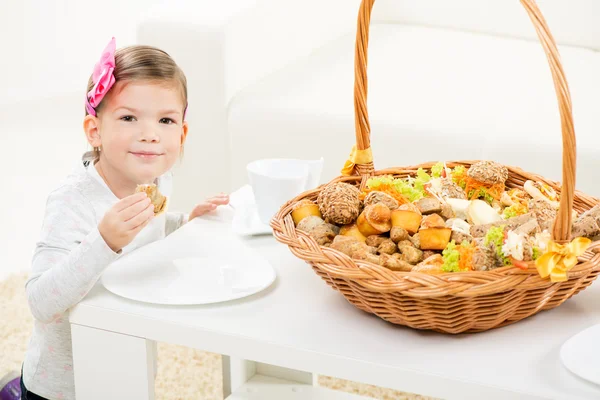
[
  {"left": 0, "top": 94, "right": 86, "bottom": 280},
  {"left": 0, "top": 0, "right": 167, "bottom": 106}
]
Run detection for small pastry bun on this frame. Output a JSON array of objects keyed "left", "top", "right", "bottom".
[{"left": 523, "top": 180, "right": 559, "bottom": 209}]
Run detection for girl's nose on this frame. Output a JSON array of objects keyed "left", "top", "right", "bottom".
[
  {"left": 140, "top": 134, "right": 159, "bottom": 143},
  {"left": 139, "top": 124, "right": 160, "bottom": 143}
]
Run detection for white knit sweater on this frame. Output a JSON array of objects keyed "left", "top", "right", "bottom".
[{"left": 22, "top": 157, "right": 186, "bottom": 400}]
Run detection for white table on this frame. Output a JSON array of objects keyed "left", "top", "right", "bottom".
[{"left": 70, "top": 207, "right": 600, "bottom": 400}]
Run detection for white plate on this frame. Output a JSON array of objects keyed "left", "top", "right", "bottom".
[
  {"left": 101, "top": 235, "right": 276, "bottom": 305},
  {"left": 560, "top": 323, "right": 600, "bottom": 386}
]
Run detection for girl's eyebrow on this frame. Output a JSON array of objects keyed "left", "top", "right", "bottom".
[
  {"left": 160, "top": 109, "right": 181, "bottom": 115},
  {"left": 113, "top": 106, "right": 181, "bottom": 115},
  {"left": 114, "top": 106, "right": 139, "bottom": 114}
]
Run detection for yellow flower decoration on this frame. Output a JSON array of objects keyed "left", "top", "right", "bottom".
[{"left": 535, "top": 237, "right": 592, "bottom": 282}]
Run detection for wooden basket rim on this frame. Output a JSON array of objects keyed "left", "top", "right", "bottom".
[{"left": 271, "top": 161, "right": 600, "bottom": 297}]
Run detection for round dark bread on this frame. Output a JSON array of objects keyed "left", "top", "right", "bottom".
[{"left": 467, "top": 161, "right": 509, "bottom": 185}]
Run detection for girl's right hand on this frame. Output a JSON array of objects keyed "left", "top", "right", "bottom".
[{"left": 98, "top": 192, "right": 155, "bottom": 253}]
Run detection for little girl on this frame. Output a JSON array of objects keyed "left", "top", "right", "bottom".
[{"left": 19, "top": 38, "right": 229, "bottom": 400}]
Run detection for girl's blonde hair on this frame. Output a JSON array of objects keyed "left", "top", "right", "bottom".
[{"left": 86, "top": 45, "right": 188, "bottom": 158}]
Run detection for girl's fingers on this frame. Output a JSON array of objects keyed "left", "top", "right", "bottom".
[
  {"left": 120, "top": 198, "right": 152, "bottom": 221},
  {"left": 194, "top": 203, "right": 217, "bottom": 213},
  {"left": 130, "top": 213, "right": 153, "bottom": 234},
  {"left": 114, "top": 192, "right": 148, "bottom": 212},
  {"left": 126, "top": 204, "right": 155, "bottom": 230},
  {"left": 206, "top": 196, "right": 229, "bottom": 205}
]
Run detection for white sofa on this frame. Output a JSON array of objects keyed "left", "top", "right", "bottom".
[{"left": 137, "top": 0, "right": 600, "bottom": 212}]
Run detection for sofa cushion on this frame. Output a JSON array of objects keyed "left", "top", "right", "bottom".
[
  {"left": 228, "top": 24, "right": 600, "bottom": 197},
  {"left": 371, "top": 0, "right": 600, "bottom": 51}
]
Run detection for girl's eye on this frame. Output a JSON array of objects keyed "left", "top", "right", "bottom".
[
  {"left": 160, "top": 118, "right": 175, "bottom": 125},
  {"left": 121, "top": 115, "right": 136, "bottom": 122}
]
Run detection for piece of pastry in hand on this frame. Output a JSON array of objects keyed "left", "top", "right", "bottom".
[{"left": 135, "top": 184, "right": 168, "bottom": 216}]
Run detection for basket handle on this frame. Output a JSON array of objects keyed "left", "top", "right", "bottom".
[{"left": 351, "top": 0, "right": 576, "bottom": 242}]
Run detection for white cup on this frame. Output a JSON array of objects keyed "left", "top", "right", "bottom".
[{"left": 247, "top": 159, "right": 318, "bottom": 225}]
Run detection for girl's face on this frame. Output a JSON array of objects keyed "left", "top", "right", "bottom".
[{"left": 85, "top": 80, "right": 188, "bottom": 185}]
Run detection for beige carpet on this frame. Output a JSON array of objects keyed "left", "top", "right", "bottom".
[{"left": 1, "top": 272, "right": 435, "bottom": 400}]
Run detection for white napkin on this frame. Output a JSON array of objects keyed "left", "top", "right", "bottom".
[
  {"left": 229, "top": 185, "right": 273, "bottom": 236},
  {"left": 228, "top": 184, "right": 255, "bottom": 210}
]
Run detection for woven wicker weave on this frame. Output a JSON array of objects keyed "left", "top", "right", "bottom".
[{"left": 271, "top": 0, "right": 600, "bottom": 333}]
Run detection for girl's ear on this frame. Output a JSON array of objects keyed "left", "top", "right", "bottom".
[
  {"left": 84, "top": 115, "right": 102, "bottom": 148},
  {"left": 178, "top": 121, "right": 189, "bottom": 159},
  {"left": 181, "top": 121, "right": 188, "bottom": 147}
]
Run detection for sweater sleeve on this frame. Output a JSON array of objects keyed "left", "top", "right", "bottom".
[
  {"left": 25, "top": 187, "right": 121, "bottom": 323},
  {"left": 165, "top": 212, "right": 188, "bottom": 236}
]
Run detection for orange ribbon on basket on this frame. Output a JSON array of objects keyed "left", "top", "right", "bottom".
[
  {"left": 535, "top": 237, "right": 591, "bottom": 282},
  {"left": 341, "top": 146, "right": 373, "bottom": 176}
]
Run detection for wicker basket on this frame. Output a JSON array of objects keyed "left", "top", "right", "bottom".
[{"left": 271, "top": 0, "right": 600, "bottom": 334}]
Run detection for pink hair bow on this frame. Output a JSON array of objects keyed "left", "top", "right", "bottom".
[{"left": 86, "top": 37, "right": 116, "bottom": 116}]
